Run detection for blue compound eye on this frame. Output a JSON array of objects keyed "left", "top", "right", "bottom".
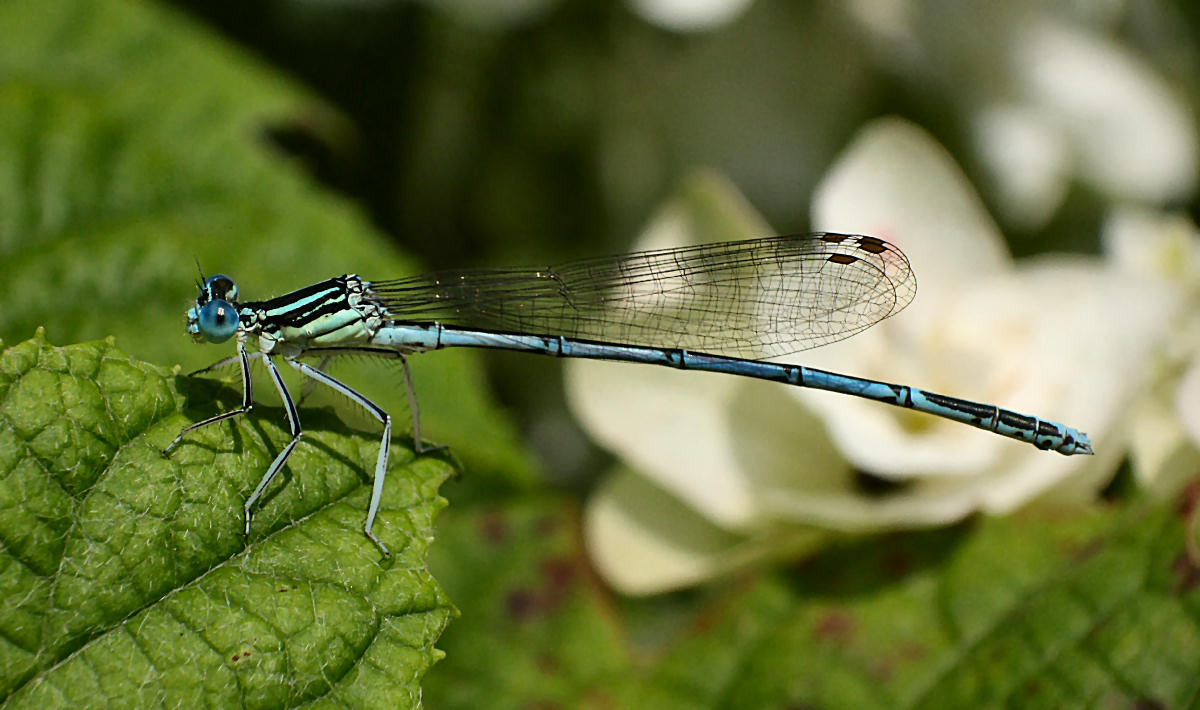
[
  {"left": 204, "top": 274, "right": 238, "bottom": 303},
  {"left": 197, "top": 299, "right": 239, "bottom": 343}
]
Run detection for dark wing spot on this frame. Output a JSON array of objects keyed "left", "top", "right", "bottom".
[
  {"left": 827, "top": 253, "right": 859, "bottom": 265},
  {"left": 856, "top": 236, "right": 889, "bottom": 254}
]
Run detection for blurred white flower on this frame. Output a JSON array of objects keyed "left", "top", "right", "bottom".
[
  {"left": 802, "top": 118, "right": 1171, "bottom": 508},
  {"left": 1178, "top": 363, "right": 1200, "bottom": 450},
  {"left": 846, "top": 1, "right": 1196, "bottom": 229},
  {"left": 628, "top": 0, "right": 755, "bottom": 32},
  {"left": 571, "top": 118, "right": 1173, "bottom": 595},
  {"left": 1102, "top": 207, "right": 1200, "bottom": 496}
]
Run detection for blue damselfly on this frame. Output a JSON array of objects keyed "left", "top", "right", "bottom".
[{"left": 163, "top": 233, "right": 1092, "bottom": 556}]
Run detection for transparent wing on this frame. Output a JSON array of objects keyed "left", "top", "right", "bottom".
[{"left": 367, "top": 233, "right": 916, "bottom": 359}]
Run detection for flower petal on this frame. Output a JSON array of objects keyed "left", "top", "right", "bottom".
[
  {"left": 585, "top": 468, "right": 827, "bottom": 594},
  {"left": 1014, "top": 19, "right": 1197, "bottom": 203},
  {"left": 1177, "top": 357, "right": 1200, "bottom": 450},
  {"left": 628, "top": 0, "right": 755, "bottom": 32},
  {"left": 812, "top": 117, "right": 1011, "bottom": 300}
]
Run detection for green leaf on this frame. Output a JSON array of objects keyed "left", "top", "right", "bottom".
[
  {"left": 0, "top": 331, "right": 455, "bottom": 708},
  {"left": 425, "top": 499, "right": 632, "bottom": 710},
  {"left": 0, "top": 0, "right": 538, "bottom": 496},
  {"left": 422, "top": 488, "right": 1200, "bottom": 709},
  {"left": 618, "top": 506, "right": 1200, "bottom": 710}
]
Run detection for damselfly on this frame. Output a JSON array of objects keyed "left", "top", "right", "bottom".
[{"left": 163, "top": 233, "right": 1093, "bottom": 556}]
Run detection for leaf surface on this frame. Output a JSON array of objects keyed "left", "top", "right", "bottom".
[{"left": 0, "top": 332, "right": 454, "bottom": 708}]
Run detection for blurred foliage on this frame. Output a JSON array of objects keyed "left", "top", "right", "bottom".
[
  {"left": 166, "top": 1, "right": 880, "bottom": 264},
  {"left": 428, "top": 483, "right": 1200, "bottom": 709}
]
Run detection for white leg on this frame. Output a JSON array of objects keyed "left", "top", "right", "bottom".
[
  {"left": 162, "top": 341, "right": 255, "bottom": 456},
  {"left": 397, "top": 353, "right": 447, "bottom": 455},
  {"left": 288, "top": 358, "right": 393, "bottom": 558},
  {"left": 243, "top": 353, "right": 302, "bottom": 540},
  {"left": 189, "top": 350, "right": 262, "bottom": 376}
]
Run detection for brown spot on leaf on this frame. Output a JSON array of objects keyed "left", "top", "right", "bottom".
[
  {"left": 480, "top": 510, "right": 508, "bottom": 543},
  {"left": 1064, "top": 538, "right": 1103, "bottom": 564},
  {"left": 1179, "top": 480, "right": 1200, "bottom": 519},
  {"left": 541, "top": 558, "right": 575, "bottom": 594},
  {"left": 506, "top": 589, "right": 539, "bottom": 621},
  {"left": 868, "top": 641, "right": 925, "bottom": 681},
  {"left": 535, "top": 515, "right": 559, "bottom": 536},
  {"left": 1171, "top": 553, "right": 1200, "bottom": 595},
  {"left": 504, "top": 557, "right": 578, "bottom": 622},
  {"left": 814, "top": 609, "right": 855, "bottom": 643}
]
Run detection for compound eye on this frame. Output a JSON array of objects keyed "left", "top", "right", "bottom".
[
  {"left": 204, "top": 274, "right": 238, "bottom": 302},
  {"left": 197, "top": 299, "right": 239, "bottom": 343}
]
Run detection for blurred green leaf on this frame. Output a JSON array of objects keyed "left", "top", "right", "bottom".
[
  {"left": 617, "top": 505, "right": 1200, "bottom": 710},
  {"left": 425, "top": 492, "right": 1200, "bottom": 708},
  {"left": 0, "top": 0, "right": 537, "bottom": 496},
  {"left": 426, "top": 498, "right": 631, "bottom": 710},
  {"left": 0, "top": 331, "right": 455, "bottom": 708}
]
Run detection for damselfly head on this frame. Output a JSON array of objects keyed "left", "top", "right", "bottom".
[
  {"left": 187, "top": 274, "right": 241, "bottom": 344},
  {"left": 201, "top": 274, "right": 238, "bottom": 304}
]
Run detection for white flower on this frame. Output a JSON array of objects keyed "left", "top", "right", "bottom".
[
  {"left": 801, "top": 119, "right": 1171, "bottom": 510},
  {"left": 846, "top": 2, "right": 1196, "bottom": 229},
  {"left": 571, "top": 118, "right": 1173, "bottom": 595},
  {"left": 1178, "top": 362, "right": 1200, "bottom": 453},
  {"left": 628, "top": 0, "right": 755, "bottom": 32},
  {"left": 1102, "top": 207, "right": 1200, "bottom": 496}
]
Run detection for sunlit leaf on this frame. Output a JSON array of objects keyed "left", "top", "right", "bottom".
[{"left": 0, "top": 331, "right": 455, "bottom": 708}]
